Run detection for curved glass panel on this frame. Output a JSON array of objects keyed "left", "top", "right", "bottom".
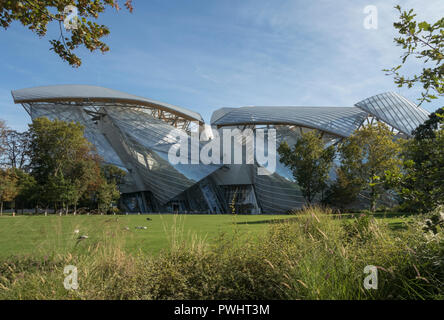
[
  {"left": 12, "top": 85, "right": 203, "bottom": 122},
  {"left": 355, "top": 92, "right": 429, "bottom": 136},
  {"left": 211, "top": 106, "right": 368, "bottom": 138}
]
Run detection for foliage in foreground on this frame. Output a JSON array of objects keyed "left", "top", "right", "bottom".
[
  {"left": 384, "top": 5, "right": 444, "bottom": 104},
  {"left": 386, "top": 107, "right": 444, "bottom": 213},
  {"left": 0, "top": 208, "right": 442, "bottom": 300},
  {"left": 0, "top": 1, "right": 134, "bottom": 67}
]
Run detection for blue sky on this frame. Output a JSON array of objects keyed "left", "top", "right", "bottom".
[{"left": 0, "top": 0, "right": 443, "bottom": 131}]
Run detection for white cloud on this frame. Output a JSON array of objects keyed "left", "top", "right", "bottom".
[{"left": 226, "top": 0, "right": 443, "bottom": 111}]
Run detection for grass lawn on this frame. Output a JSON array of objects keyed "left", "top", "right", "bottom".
[
  {"left": 0, "top": 213, "right": 412, "bottom": 259},
  {"left": 1, "top": 209, "right": 439, "bottom": 300}
]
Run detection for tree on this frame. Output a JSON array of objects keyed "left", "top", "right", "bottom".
[
  {"left": 386, "top": 108, "right": 444, "bottom": 213},
  {"left": 324, "top": 166, "right": 364, "bottom": 209},
  {"left": 384, "top": 6, "right": 443, "bottom": 104},
  {"left": 70, "top": 154, "right": 103, "bottom": 214},
  {"left": 334, "top": 122, "right": 402, "bottom": 212},
  {"left": 278, "top": 130, "right": 335, "bottom": 204},
  {"left": 101, "top": 163, "right": 126, "bottom": 186},
  {"left": 383, "top": 7, "right": 443, "bottom": 213},
  {"left": 0, "top": 0, "right": 133, "bottom": 67},
  {"left": 28, "top": 117, "right": 103, "bottom": 213},
  {"left": 0, "top": 119, "right": 7, "bottom": 156},
  {"left": 94, "top": 164, "right": 125, "bottom": 214},
  {"left": 13, "top": 168, "right": 37, "bottom": 213},
  {"left": 0, "top": 129, "right": 31, "bottom": 170},
  {"left": 96, "top": 179, "right": 120, "bottom": 214},
  {"left": 411, "top": 107, "right": 444, "bottom": 140},
  {"left": 0, "top": 168, "right": 18, "bottom": 215}
]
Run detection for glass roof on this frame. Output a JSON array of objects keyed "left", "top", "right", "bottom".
[
  {"left": 11, "top": 85, "right": 203, "bottom": 123},
  {"left": 211, "top": 106, "right": 368, "bottom": 138},
  {"left": 355, "top": 92, "right": 430, "bottom": 136}
]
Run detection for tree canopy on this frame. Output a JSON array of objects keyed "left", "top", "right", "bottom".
[
  {"left": 0, "top": 117, "right": 124, "bottom": 214},
  {"left": 0, "top": 120, "right": 7, "bottom": 155},
  {"left": 0, "top": 0, "right": 133, "bottom": 67},
  {"left": 333, "top": 122, "right": 402, "bottom": 212},
  {"left": 0, "top": 129, "right": 31, "bottom": 170},
  {"left": 384, "top": 5, "right": 444, "bottom": 104},
  {"left": 278, "top": 130, "right": 335, "bottom": 204},
  {"left": 0, "top": 168, "right": 18, "bottom": 215},
  {"left": 386, "top": 108, "right": 444, "bottom": 213},
  {"left": 383, "top": 6, "right": 443, "bottom": 213},
  {"left": 28, "top": 117, "right": 103, "bottom": 213}
]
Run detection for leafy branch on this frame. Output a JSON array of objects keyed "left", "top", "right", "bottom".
[
  {"left": 0, "top": 0, "right": 134, "bottom": 67},
  {"left": 384, "top": 5, "right": 444, "bottom": 105}
]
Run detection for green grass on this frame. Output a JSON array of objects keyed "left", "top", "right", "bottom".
[
  {"left": 0, "top": 214, "right": 295, "bottom": 258},
  {"left": 0, "top": 208, "right": 441, "bottom": 300},
  {"left": 0, "top": 213, "right": 412, "bottom": 259}
]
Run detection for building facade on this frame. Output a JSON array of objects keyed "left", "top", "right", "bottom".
[{"left": 12, "top": 85, "right": 430, "bottom": 213}]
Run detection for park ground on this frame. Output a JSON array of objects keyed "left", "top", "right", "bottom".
[
  {"left": 0, "top": 212, "right": 410, "bottom": 258},
  {"left": 2, "top": 210, "right": 442, "bottom": 300}
]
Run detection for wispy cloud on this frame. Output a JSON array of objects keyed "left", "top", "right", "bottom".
[{"left": 0, "top": 0, "right": 442, "bottom": 130}]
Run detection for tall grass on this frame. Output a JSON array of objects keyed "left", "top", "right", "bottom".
[{"left": 0, "top": 207, "right": 442, "bottom": 300}]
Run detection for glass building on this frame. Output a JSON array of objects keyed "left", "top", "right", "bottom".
[{"left": 12, "top": 85, "right": 430, "bottom": 213}]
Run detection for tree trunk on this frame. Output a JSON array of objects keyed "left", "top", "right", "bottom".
[
  {"left": 0, "top": 201, "right": 3, "bottom": 216},
  {"left": 370, "top": 185, "right": 377, "bottom": 213}
]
